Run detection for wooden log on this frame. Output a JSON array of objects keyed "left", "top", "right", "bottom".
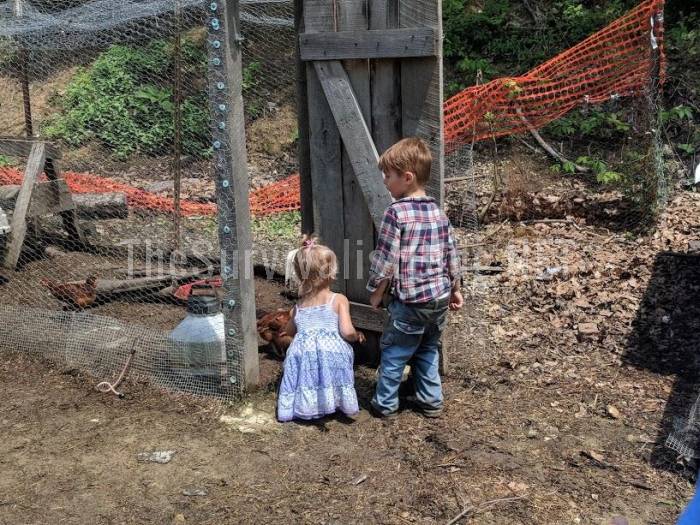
[
  {"left": 94, "top": 269, "right": 208, "bottom": 297},
  {"left": 2, "top": 186, "right": 126, "bottom": 219},
  {"left": 0, "top": 137, "right": 61, "bottom": 160},
  {"left": 299, "top": 27, "right": 438, "bottom": 60},
  {"left": 73, "top": 192, "right": 128, "bottom": 220},
  {"left": 0, "top": 185, "right": 20, "bottom": 202}
]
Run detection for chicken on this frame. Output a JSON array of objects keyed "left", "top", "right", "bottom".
[
  {"left": 41, "top": 275, "right": 98, "bottom": 309},
  {"left": 256, "top": 308, "right": 292, "bottom": 358}
]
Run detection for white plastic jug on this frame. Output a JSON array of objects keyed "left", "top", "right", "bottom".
[{"left": 168, "top": 295, "right": 226, "bottom": 379}]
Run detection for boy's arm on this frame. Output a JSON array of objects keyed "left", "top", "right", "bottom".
[
  {"left": 367, "top": 207, "right": 400, "bottom": 299},
  {"left": 446, "top": 222, "right": 464, "bottom": 310},
  {"left": 446, "top": 222, "right": 462, "bottom": 289},
  {"left": 369, "top": 278, "right": 390, "bottom": 309}
]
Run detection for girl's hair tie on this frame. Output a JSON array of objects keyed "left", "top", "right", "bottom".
[{"left": 303, "top": 239, "right": 316, "bottom": 250}]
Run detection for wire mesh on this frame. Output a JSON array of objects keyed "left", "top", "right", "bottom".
[
  {"left": 0, "top": 0, "right": 675, "bottom": 403},
  {"left": 0, "top": 0, "right": 297, "bottom": 400}
]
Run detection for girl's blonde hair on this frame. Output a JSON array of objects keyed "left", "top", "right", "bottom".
[{"left": 293, "top": 234, "right": 338, "bottom": 298}]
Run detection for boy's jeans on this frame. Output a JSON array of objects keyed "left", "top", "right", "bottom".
[{"left": 372, "top": 297, "right": 449, "bottom": 415}]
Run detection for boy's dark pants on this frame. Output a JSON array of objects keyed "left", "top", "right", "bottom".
[{"left": 372, "top": 297, "right": 449, "bottom": 415}]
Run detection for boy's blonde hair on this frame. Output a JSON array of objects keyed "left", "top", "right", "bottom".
[
  {"left": 378, "top": 137, "right": 432, "bottom": 185},
  {"left": 293, "top": 234, "right": 338, "bottom": 298}
]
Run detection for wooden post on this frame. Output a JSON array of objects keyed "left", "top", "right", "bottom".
[
  {"left": 211, "top": 0, "right": 259, "bottom": 390},
  {"left": 14, "top": 0, "right": 32, "bottom": 137},
  {"left": 172, "top": 0, "right": 183, "bottom": 251},
  {"left": 304, "top": 0, "right": 346, "bottom": 294},
  {"left": 400, "top": 0, "right": 444, "bottom": 203},
  {"left": 295, "top": 0, "right": 314, "bottom": 235},
  {"left": 337, "top": 0, "right": 374, "bottom": 305}
]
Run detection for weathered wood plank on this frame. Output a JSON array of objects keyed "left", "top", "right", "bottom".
[
  {"left": 220, "top": 0, "right": 259, "bottom": 388},
  {"left": 0, "top": 137, "right": 61, "bottom": 160},
  {"left": 28, "top": 180, "right": 74, "bottom": 217},
  {"left": 370, "top": 0, "right": 401, "bottom": 155},
  {"left": 299, "top": 27, "right": 437, "bottom": 60},
  {"left": 44, "top": 158, "right": 88, "bottom": 248},
  {"left": 337, "top": 0, "right": 373, "bottom": 304},
  {"left": 295, "top": 0, "right": 313, "bottom": 235},
  {"left": 399, "top": 0, "right": 448, "bottom": 373},
  {"left": 3, "top": 142, "right": 45, "bottom": 269},
  {"left": 313, "top": 60, "right": 392, "bottom": 230},
  {"left": 304, "top": 0, "right": 346, "bottom": 294},
  {"left": 400, "top": 1, "right": 444, "bottom": 204},
  {"left": 349, "top": 301, "right": 389, "bottom": 333}
]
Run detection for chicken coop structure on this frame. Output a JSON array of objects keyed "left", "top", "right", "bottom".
[{"left": 0, "top": 0, "right": 447, "bottom": 399}]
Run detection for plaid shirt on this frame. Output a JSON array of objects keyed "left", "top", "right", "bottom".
[{"left": 367, "top": 196, "right": 461, "bottom": 304}]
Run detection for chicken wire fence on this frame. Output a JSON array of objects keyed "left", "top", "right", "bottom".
[
  {"left": 0, "top": 0, "right": 674, "bottom": 402},
  {"left": 0, "top": 0, "right": 297, "bottom": 400}
]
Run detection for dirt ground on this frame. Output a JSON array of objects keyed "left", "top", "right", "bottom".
[{"left": 1, "top": 184, "right": 699, "bottom": 524}]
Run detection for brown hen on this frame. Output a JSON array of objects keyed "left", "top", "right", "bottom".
[
  {"left": 256, "top": 308, "right": 292, "bottom": 358},
  {"left": 41, "top": 275, "right": 98, "bottom": 309}
]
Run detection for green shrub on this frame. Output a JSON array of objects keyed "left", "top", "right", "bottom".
[{"left": 43, "top": 39, "right": 210, "bottom": 160}]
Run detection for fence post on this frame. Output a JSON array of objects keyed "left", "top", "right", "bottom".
[{"left": 210, "top": 0, "right": 259, "bottom": 391}]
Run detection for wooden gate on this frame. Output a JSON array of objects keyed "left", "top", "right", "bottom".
[{"left": 296, "top": 0, "right": 444, "bottom": 327}]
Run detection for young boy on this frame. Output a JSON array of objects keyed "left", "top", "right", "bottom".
[{"left": 367, "top": 137, "right": 463, "bottom": 419}]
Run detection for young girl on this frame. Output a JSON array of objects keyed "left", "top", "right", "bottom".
[{"left": 277, "top": 235, "right": 365, "bottom": 422}]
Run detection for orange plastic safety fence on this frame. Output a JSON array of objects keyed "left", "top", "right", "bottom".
[
  {"left": 0, "top": 2, "right": 665, "bottom": 219},
  {"left": 443, "top": 0, "right": 665, "bottom": 150},
  {"left": 0, "top": 168, "right": 301, "bottom": 219}
]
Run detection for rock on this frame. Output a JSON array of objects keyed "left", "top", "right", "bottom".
[
  {"left": 219, "top": 405, "right": 277, "bottom": 434},
  {"left": 607, "top": 405, "right": 621, "bottom": 419},
  {"left": 146, "top": 181, "right": 174, "bottom": 194},
  {"left": 173, "top": 514, "right": 186, "bottom": 523},
  {"left": 182, "top": 487, "right": 208, "bottom": 497},
  {"left": 536, "top": 267, "right": 563, "bottom": 281},
  {"left": 137, "top": 450, "right": 176, "bottom": 464},
  {"left": 578, "top": 323, "right": 599, "bottom": 336},
  {"left": 507, "top": 481, "right": 529, "bottom": 492}
]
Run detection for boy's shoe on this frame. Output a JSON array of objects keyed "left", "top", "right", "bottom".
[
  {"left": 416, "top": 406, "right": 443, "bottom": 418},
  {"left": 405, "top": 395, "right": 443, "bottom": 418},
  {"left": 369, "top": 403, "right": 398, "bottom": 420}
]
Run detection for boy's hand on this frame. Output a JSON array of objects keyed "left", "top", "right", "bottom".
[
  {"left": 449, "top": 289, "right": 464, "bottom": 310},
  {"left": 369, "top": 289, "right": 384, "bottom": 309}
]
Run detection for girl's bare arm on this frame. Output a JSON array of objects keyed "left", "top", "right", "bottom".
[
  {"left": 335, "top": 295, "right": 365, "bottom": 343},
  {"left": 283, "top": 306, "right": 297, "bottom": 338}
]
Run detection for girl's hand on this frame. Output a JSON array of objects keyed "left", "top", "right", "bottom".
[{"left": 356, "top": 331, "right": 366, "bottom": 344}]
